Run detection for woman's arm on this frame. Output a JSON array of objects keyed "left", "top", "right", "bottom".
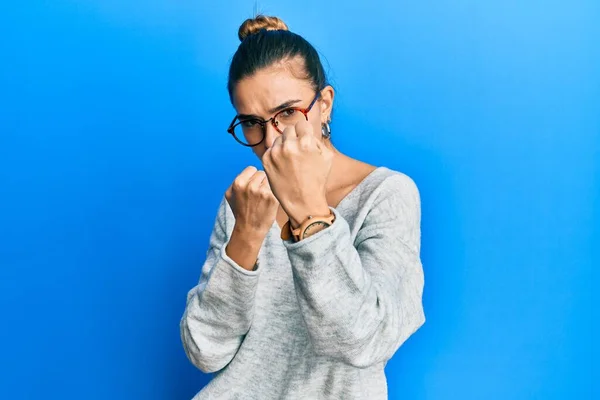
[
  {"left": 180, "top": 198, "right": 261, "bottom": 373},
  {"left": 284, "top": 173, "right": 426, "bottom": 368}
]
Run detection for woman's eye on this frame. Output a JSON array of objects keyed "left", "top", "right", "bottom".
[
  {"left": 241, "top": 120, "right": 258, "bottom": 128},
  {"left": 281, "top": 109, "right": 296, "bottom": 117}
]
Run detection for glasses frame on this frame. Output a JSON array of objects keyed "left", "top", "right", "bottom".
[{"left": 227, "top": 91, "right": 321, "bottom": 147}]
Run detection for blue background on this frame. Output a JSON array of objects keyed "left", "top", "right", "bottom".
[{"left": 1, "top": 1, "right": 597, "bottom": 399}]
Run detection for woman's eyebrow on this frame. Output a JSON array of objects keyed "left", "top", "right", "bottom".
[
  {"left": 237, "top": 99, "right": 302, "bottom": 120},
  {"left": 268, "top": 99, "right": 302, "bottom": 113}
]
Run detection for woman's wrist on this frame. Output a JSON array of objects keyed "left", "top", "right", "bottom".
[
  {"left": 225, "top": 225, "right": 266, "bottom": 271},
  {"left": 287, "top": 201, "right": 330, "bottom": 229}
]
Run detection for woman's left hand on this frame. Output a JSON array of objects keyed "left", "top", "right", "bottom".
[{"left": 262, "top": 119, "right": 333, "bottom": 228}]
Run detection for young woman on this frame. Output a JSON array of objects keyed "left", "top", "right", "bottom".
[{"left": 181, "top": 15, "right": 426, "bottom": 400}]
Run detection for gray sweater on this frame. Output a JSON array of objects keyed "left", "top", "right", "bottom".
[{"left": 180, "top": 166, "right": 426, "bottom": 399}]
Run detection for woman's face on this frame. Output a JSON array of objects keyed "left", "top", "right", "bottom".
[{"left": 231, "top": 57, "right": 334, "bottom": 161}]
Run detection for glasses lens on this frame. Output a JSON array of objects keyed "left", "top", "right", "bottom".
[
  {"left": 233, "top": 121, "right": 264, "bottom": 146},
  {"left": 274, "top": 109, "right": 308, "bottom": 132}
]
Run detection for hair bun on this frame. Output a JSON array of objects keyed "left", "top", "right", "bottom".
[{"left": 238, "top": 15, "right": 289, "bottom": 42}]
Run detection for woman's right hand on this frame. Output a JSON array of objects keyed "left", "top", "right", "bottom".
[
  {"left": 224, "top": 166, "right": 279, "bottom": 270},
  {"left": 225, "top": 166, "right": 279, "bottom": 238}
]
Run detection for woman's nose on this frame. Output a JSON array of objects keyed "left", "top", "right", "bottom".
[{"left": 263, "top": 121, "right": 281, "bottom": 149}]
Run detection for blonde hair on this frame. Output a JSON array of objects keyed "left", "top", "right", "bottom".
[{"left": 238, "top": 15, "right": 289, "bottom": 42}]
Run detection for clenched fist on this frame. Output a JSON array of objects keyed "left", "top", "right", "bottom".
[
  {"left": 262, "top": 119, "right": 333, "bottom": 228},
  {"left": 225, "top": 166, "right": 279, "bottom": 236}
]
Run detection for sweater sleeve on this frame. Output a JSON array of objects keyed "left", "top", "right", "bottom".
[
  {"left": 283, "top": 173, "right": 425, "bottom": 368},
  {"left": 180, "top": 197, "right": 260, "bottom": 373}
]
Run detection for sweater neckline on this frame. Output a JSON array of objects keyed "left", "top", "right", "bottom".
[{"left": 270, "top": 166, "right": 387, "bottom": 232}]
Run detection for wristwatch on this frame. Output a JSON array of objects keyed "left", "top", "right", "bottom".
[{"left": 280, "top": 211, "right": 336, "bottom": 242}]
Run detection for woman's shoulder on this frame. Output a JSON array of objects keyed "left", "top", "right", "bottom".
[
  {"left": 375, "top": 166, "right": 419, "bottom": 198},
  {"left": 345, "top": 165, "right": 420, "bottom": 208},
  {"left": 349, "top": 166, "right": 421, "bottom": 242}
]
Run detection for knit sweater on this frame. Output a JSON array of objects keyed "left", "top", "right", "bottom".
[{"left": 180, "top": 166, "right": 426, "bottom": 399}]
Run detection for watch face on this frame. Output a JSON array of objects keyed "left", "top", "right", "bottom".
[{"left": 302, "top": 221, "right": 331, "bottom": 238}]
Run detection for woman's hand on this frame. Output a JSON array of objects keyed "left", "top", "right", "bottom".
[
  {"left": 224, "top": 167, "right": 279, "bottom": 270},
  {"left": 225, "top": 166, "right": 279, "bottom": 236},
  {"left": 262, "top": 120, "right": 333, "bottom": 228}
]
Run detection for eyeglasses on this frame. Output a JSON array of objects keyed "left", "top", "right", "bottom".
[{"left": 227, "top": 92, "right": 320, "bottom": 147}]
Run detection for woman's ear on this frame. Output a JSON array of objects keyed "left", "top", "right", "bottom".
[{"left": 319, "top": 85, "right": 335, "bottom": 123}]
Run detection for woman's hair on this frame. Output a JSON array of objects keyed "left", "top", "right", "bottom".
[{"left": 227, "top": 15, "right": 329, "bottom": 102}]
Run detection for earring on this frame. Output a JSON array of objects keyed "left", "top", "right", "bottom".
[{"left": 321, "top": 122, "right": 331, "bottom": 139}]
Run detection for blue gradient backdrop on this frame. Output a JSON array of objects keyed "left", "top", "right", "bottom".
[{"left": 1, "top": 1, "right": 597, "bottom": 399}]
